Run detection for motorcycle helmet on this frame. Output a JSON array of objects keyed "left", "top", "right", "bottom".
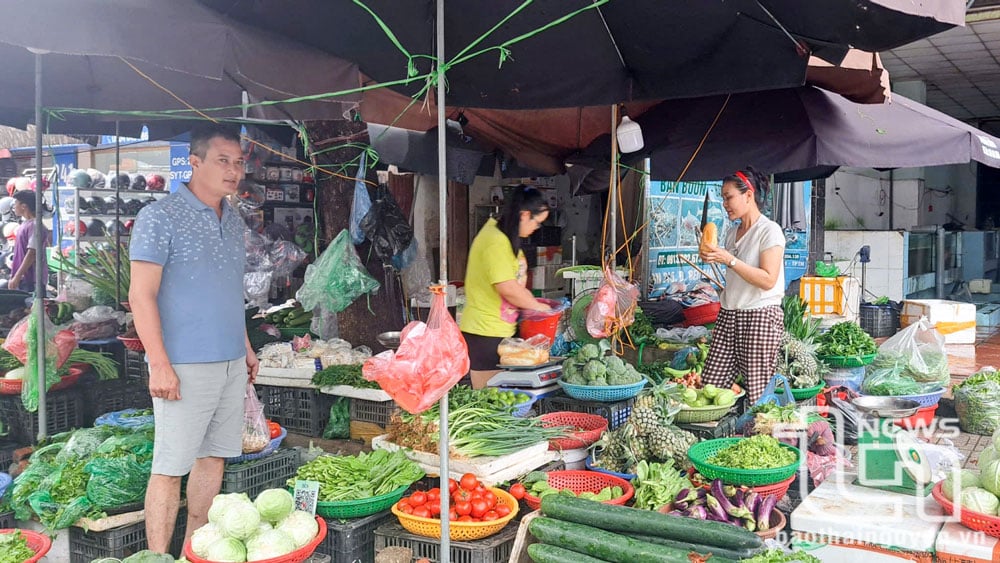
[
  {"left": 144, "top": 196, "right": 157, "bottom": 205},
  {"left": 30, "top": 178, "right": 50, "bottom": 191},
  {"left": 3, "top": 222, "right": 17, "bottom": 240},
  {"left": 65, "top": 220, "right": 87, "bottom": 237},
  {"left": 13, "top": 177, "right": 31, "bottom": 193},
  {"left": 0, "top": 197, "right": 15, "bottom": 222},
  {"left": 86, "top": 169, "right": 105, "bottom": 188},
  {"left": 5, "top": 178, "right": 17, "bottom": 196},
  {"left": 130, "top": 175, "right": 147, "bottom": 191},
  {"left": 86, "top": 196, "right": 107, "bottom": 214},
  {"left": 146, "top": 174, "right": 166, "bottom": 191},
  {"left": 106, "top": 195, "right": 124, "bottom": 212},
  {"left": 69, "top": 170, "right": 92, "bottom": 189},
  {"left": 105, "top": 219, "right": 126, "bottom": 236},
  {"left": 74, "top": 195, "right": 90, "bottom": 212},
  {"left": 109, "top": 173, "right": 131, "bottom": 191},
  {"left": 86, "top": 219, "right": 106, "bottom": 237}
]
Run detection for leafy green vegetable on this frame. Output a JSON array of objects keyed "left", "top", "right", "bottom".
[
  {"left": 741, "top": 548, "right": 822, "bottom": 562},
  {"left": 816, "top": 321, "right": 877, "bottom": 358},
  {"left": 311, "top": 363, "right": 379, "bottom": 389},
  {"left": 954, "top": 369, "right": 1000, "bottom": 435},
  {"left": 288, "top": 449, "right": 424, "bottom": 501},
  {"left": 626, "top": 307, "right": 656, "bottom": 343},
  {"left": 708, "top": 435, "right": 797, "bottom": 469},
  {"left": 631, "top": 460, "right": 688, "bottom": 510},
  {"left": 0, "top": 531, "right": 36, "bottom": 563}
]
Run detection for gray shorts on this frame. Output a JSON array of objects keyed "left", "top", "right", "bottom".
[{"left": 151, "top": 357, "right": 248, "bottom": 476}]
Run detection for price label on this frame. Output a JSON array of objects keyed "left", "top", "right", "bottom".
[{"left": 293, "top": 480, "right": 320, "bottom": 516}]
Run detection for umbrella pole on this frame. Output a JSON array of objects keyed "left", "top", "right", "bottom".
[
  {"left": 436, "top": 0, "right": 451, "bottom": 559},
  {"left": 33, "top": 50, "right": 48, "bottom": 441}
]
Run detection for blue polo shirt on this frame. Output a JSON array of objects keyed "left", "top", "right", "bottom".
[{"left": 129, "top": 184, "right": 247, "bottom": 364}]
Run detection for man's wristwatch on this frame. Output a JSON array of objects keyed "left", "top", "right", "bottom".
[{"left": 728, "top": 257, "right": 737, "bottom": 267}]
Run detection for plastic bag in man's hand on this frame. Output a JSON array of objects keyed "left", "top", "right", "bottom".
[
  {"left": 242, "top": 384, "right": 271, "bottom": 454},
  {"left": 363, "top": 288, "right": 469, "bottom": 414}
]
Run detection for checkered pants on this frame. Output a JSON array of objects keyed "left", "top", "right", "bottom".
[{"left": 701, "top": 305, "right": 784, "bottom": 404}]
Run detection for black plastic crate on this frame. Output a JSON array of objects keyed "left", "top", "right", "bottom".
[
  {"left": 0, "top": 388, "right": 85, "bottom": 443},
  {"left": 0, "top": 511, "right": 13, "bottom": 528},
  {"left": 221, "top": 447, "right": 300, "bottom": 499},
  {"left": 258, "top": 385, "right": 335, "bottom": 437},
  {"left": 124, "top": 349, "right": 149, "bottom": 385},
  {"left": 374, "top": 521, "right": 517, "bottom": 563},
  {"left": 676, "top": 412, "right": 742, "bottom": 441},
  {"left": 0, "top": 440, "right": 23, "bottom": 473},
  {"left": 69, "top": 509, "right": 187, "bottom": 562},
  {"left": 349, "top": 397, "right": 397, "bottom": 428},
  {"left": 84, "top": 378, "right": 152, "bottom": 425},
  {"left": 539, "top": 392, "right": 634, "bottom": 429},
  {"left": 315, "top": 509, "right": 395, "bottom": 563}
]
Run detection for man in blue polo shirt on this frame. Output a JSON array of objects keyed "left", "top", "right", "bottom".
[{"left": 130, "top": 123, "right": 259, "bottom": 553}]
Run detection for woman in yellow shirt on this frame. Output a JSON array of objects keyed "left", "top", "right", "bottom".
[{"left": 461, "top": 186, "right": 552, "bottom": 388}]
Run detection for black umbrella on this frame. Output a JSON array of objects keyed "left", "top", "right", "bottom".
[
  {"left": 600, "top": 86, "right": 1000, "bottom": 181},
  {"left": 0, "top": 0, "right": 360, "bottom": 136},
  {"left": 199, "top": 0, "right": 960, "bottom": 109}
]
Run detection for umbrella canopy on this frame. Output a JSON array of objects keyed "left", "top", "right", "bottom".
[
  {"left": 199, "top": 0, "right": 960, "bottom": 110},
  {"left": 617, "top": 86, "right": 1000, "bottom": 182},
  {"left": 0, "top": 0, "right": 360, "bottom": 136}
]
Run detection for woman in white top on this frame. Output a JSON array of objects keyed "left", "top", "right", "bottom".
[{"left": 699, "top": 167, "right": 786, "bottom": 403}]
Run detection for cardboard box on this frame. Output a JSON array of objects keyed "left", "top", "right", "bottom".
[
  {"left": 970, "top": 279, "right": 993, "bottom": 294},
  {"left": 900, "top": 299, "right": 977, "bottom": 344}
]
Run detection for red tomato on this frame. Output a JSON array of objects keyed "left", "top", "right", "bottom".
[
  {"left": 427, "top": 487, "right": 441, "bottom": 502},
  {"left": 448, "top": 479, "right": 459, "bottom": 494},
  {"left": 455, "top": 500, "right": 472, "bottom": 516},
  {"left": 509, "top": 483, "right": 526, "bottom": 500},
  {"left": 449, "top": 509, "right": 459, "bottom": 521},
  {"left": 470, "top": 499, "right": 489, "bottom": 518},
  {"left": 397, "top": 499, "right": 412, "bottom": 511},
  {"left": 482, "top": 510, "right": 500, "bottom": 521},
  {"left": 460, "top": 473, "right": 479, "bottom": 491},
  {"left": 409, "top": 491, "right": 428, "bottom": 506},
  {"left": 458, "top": 515, "right": 474, "bottom": 522},
  {"left": 452, "top": 489, "right": 473, "bottom": 503},
  {"left": 495, "top": 504, "right": 512, "bottom": 517},
  {"left": 412, "top": 506, "right": 432, "bottom": 519},
  {"left": 428, "top": 503, "right": 441, "bottom": 516},
  {"left": 474, "top": 484, "right": 487, "bottom": 495},
  {"left": 400, "top": 504, "right": 414, "bottom": 514},
  {"left": 482, "top": 490, "right": 498, "bottom": 509}
]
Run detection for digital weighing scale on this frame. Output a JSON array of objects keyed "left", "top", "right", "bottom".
[
  {"left": 852, "top": 396, "right": 934, "bottom": 496},
  {"left": 487, "top": 357, "right": 564, "bottom": 389}
]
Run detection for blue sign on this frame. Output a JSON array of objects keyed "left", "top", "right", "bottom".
[{"left": 169, "top": 142, "right": 190, "bottom": 192}]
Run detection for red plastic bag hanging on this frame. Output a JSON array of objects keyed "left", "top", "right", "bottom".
[
  {"left": 363, "top": 286, "right": 470, "bottom": 414},
  {"left": 585, "top": 266, "right": 639, "bottom": 338}
]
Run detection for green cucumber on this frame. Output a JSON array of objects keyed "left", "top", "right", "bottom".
[
  {"left": 527, "top": 543, "right": 608, "bottom": 563},
  {"left": 528, "top": 517, "right": 736, "bottom": 563},
  {"left": 540, "top": 494, "right": 763, "bottom": 552},
  {"left": 625, "top": 533, "right": 761, "bottom": 560},
  {"left": 287, "top": 314, "right": 313, "bottom": 327}
]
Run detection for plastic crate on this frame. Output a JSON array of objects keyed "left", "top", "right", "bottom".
[
  {"left": 221, "top": 447, "right": 299, "bottom": 499},
  {"left": 124, "top": 349, "right": 149, "bottom": 385},
  {"left": 0, "top": 441, "right": 21, "bottom": 473},
  {"left": 676, "top": 411, "right": 742, "bottom": 441},
  {"left": 0, "top": 389, "right": 84, "bottom": 443},
  {"left": 69, "top": 509, "right": 187, "bottom": 562},
  {"left": 0, "top": 511, "right": 13, "bottom": 528},
  {"left": 374, "top": 521, "right": 517, "bottom": 563},
  {"left": 859, "top": 303, "right": 899, "bottom": 338},
  {"left": 85, "top": 379, "right": 152, "bottom": 425},
  {"left": 314, "top": 509, "right": 395, "bottom": 563},
  {"left": 538, "top": 392, "right": 634, "bottom": 430},
  {"left": 257, "top": 384, "right": 335, "bottom": 436},
  {"left": 349, "top": 397, "right": 398, "bottom": 428}
]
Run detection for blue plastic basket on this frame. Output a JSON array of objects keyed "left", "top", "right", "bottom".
[
  {"left": 867, "top": 386, "right": 946, "bottom": 408},
  {"left": 226, "top": 427, "right": 287, "bottom": 464},
  {"left": 511, "top": 391, "right": 538, "bottom": 417},
  {"left": 0, "top": 472, "right": 11, "bottom": 501},
  {"left": 94, "top": 408, "right": 155, "bottom": 431},
  {"left": 584, "top": 454, "right": 636, "bottom": 481},
  {"left": 558, "top": 379, "right": 647, "bottom": 402}
]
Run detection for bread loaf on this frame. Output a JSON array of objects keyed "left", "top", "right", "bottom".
[{"left": 699, "top": 222, "right": 718, "bottom": 255}]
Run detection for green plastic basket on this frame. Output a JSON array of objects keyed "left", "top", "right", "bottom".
[
  {"left": 558, "top": 379, "right": 647, "bottom": 402},
  {"left": 788, "top": 383, "right": 825, "bottom": 401},
  {"left": 817, "top": 353, "right": 876, "bottom": 368},
  {"left": 674, "top": 389, "right": 745, "bottom": 424},
  {"left": 687, "top": 438, "right": 802, "bottom": 486},
  {"left": 315, "top": 484, "right": 410, "bottom": 519}
]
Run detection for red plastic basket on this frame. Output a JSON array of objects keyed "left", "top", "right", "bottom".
[
  {"left": 751, "top": 474, "right": 796, "bottom": 500},
  {"left": 932, "top": 481, "right": 1000, "bottom": 538},
  {"left": 0, "top": 529, "right": 52, "bottom": 563},
  {"left": 893, "top": 405, "right": 938, "bottom": 430},
  {"left": 539, "top": 411, "right": 609, "bottom": 450},
  {"left": 184, "top": 516, "right": 327, "bottom": 563},
  {"left": 0, "top": 366, "right": 83, "bottom": 395},
  {"left": 522, "top": 470, "right": 634, "bottom": 511},
  {"left": 682, "top": 302, "right": 721, "bottom": 326},
  {"left": 117, "top": 336, "right": 145, "bottom": 352}
]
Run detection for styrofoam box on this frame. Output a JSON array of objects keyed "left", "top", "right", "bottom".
[
  {"left": 935, "top": 521, "right": 1000, "bottom": 563},
  {"left": 969, "top": 279, "right": 993, "bottom": 294},
  {"left": 900, "top": 299, "right": 977, "bottom": 344},
  {"left": 977, "top": 303, "right": 1000, "bottom": 328},
  {"left": 791, "top": 473, "right": 944, "bottom": 556}
]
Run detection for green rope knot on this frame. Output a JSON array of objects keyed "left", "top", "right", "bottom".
[{"left": 497, "top": 46, "right": 513, "bottom": 69}]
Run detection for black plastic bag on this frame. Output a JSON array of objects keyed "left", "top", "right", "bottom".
[
  {"left": 360, "top": 185, "right": 413, "bottom": 264},
  {"left": 822, "top": 386, "right": 862, "bottom": 445}
]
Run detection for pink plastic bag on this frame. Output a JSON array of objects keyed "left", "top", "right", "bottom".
[
  {"left": 363, "top": 288, "right": 470, "bottom": 414},
  {"left": 585, "top": 266, "right": 639, "bottom": 338},
  {"left": 3, "top": 315, "right": 77, "bottom": 368}
]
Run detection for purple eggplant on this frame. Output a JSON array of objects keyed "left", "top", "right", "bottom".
[
  {"left": 734, "top": 489, "right": 745, "bottom": 509},
  {"left": 674, "top": 501, "right": 689, "bottom": 511},
  {"left": 723, "top": 483, "right": 737, "bottom": 497},
  {"left": 756, "top": 494, "right": 779, "bottom": 532},
  {"left": 711, "top": 479, "right": 753, "bottom": 519},
  {"left": 688, "top": 505, "right": 708, "bottom": 520},
  {"left": 742, "top": 516, "right": 757, "bottom": 532},
  {"left": 696, "top": 487, "right": 708, "bottom": 500},
  {"left": 674, "top": 488, "right": 690, "bottom": 502},
  {"left": 704, "top": 494, "right": 729, "bottom": 522},
  {"left": 744, "top": 491, "right": 760, "bottom": 514}
]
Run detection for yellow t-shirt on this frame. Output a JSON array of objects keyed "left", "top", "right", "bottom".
[{"left": 460, "top": 218, "right": 527, "bottom": 337}]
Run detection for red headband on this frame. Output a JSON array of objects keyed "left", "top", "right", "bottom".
[{"left": 734, "top": 171, "right": 755, "bottom": 193}]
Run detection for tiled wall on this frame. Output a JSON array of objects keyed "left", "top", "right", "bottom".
[{"left": 824, "top": 230, "right": 906, "bottom": 301}]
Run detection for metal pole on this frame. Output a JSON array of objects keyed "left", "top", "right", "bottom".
[
  {"left": 936, "top": 226, "right": 946, "bottom": 299},
  {"left": 115, "top": 121, "right": 122, "bottom": 307},
  {"left": 436, "top": 0, "right": 450, "bottom": 558},
  {"left": 34, "top": 51, "right": 47, "bottom": 441}
]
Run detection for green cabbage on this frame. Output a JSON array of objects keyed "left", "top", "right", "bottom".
[
  {"left": 943, "top": 469, "right": 982, "bottom": 501},
  {"left": 981, "top": 446, "right": 1000, "bottom": 470},
  {"left": 276, "top": 510, "right": 319, "bottom": 549},
  {"left": 120, "top": 551, "right": 174, "bottom": 563},
  {"left": 207, "top": 492, "right": 252, "bottom": 525},
  {"left": 205, "top": 537, "right": 247, "bottom": 563},
  {"left": 245, "top": 529, "right": 297, "bottom": 561},
  {"left": 191, "top": 523, "right": 226, "bottom": 558},
  {"left": 218, "top": 501, "right": 261, "bottom": 541},
  {"left": 960, "top": 487, "right": 1000, "bottom": 515},
  {"left": 253, "top": 488, "right": 294, "bottom": 524},
  {"left": 981, "top": 460, "right": 1000, "bottom": 497}
]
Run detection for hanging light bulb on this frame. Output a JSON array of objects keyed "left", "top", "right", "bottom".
[{"left": 616, "top": 115, "right": 644, "bottom": 153}]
